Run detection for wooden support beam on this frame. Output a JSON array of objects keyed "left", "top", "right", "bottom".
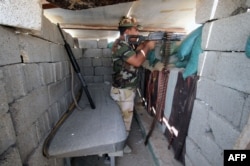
[
  {"left": 60, "top": 24, "right": 186, "bottom": 33},
  {"left": 47, "top": 0, "right": 138, "bottom": 10}
]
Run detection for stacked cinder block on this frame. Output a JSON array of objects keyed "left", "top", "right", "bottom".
[
  {"left": 0, "top": 0, "right": 42, "bottom": 31},
  {"left": 79, "top": 39, "right": 113, "bottom": 83},
  {"left": 0, "top": 16, "right": 81, "bottom": 166},
  {"left": 186, "top": 0, "right": 250, "bottom": 166}
]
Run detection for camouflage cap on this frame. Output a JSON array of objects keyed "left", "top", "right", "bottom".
[{"left": 118, "top": 16, "right": 143, "bottom": 30}]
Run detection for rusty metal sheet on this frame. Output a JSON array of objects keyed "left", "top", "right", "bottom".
[{"left": 47, "top": 0, "right": 138, "bottom": 10}]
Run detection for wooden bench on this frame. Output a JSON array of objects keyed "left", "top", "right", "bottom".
[{"left": 47, "top": 83, "right": 127, "bottom": 166}]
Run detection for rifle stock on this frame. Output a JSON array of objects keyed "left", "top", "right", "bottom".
[{"left": 57, "top": 23, "right": 96, "bottom": 109}]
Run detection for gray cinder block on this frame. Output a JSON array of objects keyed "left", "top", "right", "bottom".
[
  {"left": 48, "top": 80, "right": 66, "bottom": 105},
  {"left": 198, "top": 51, "right": 250, "bottom": 94},
  {"left": 23, "top": 64, "right": 41, "bottom": 92},
  {"left": 83, "top": 49, "right": 102, "bottom": 58},
  {"left": 0, "top": 0, "right": 42, "bottom": 30},
  {"left": 185, "top": 137, "right": 211, "bottom": 166},
  {"left": 196, "top": 78, "right": 246, "bottom": 128},
  {"left": 16, "top": 124, "right": 39, "bottom": 162},
  {"left": 0, "top": 147, "right": 22, "bottom": 166},
  {"left": 39, "top": 63, "right": 55, "bottom": 85},
  {"left": 3, "top": 64, "right": 27, "bottom": 103},
  {"left": 0, "top": 113, "right": 16, "bottom": 154},
  {"left": 50, "top": 44, "right": 67, "bottom": 62},
  {"left": 79, "top": 40, "right": 98, "bottom": 49},
  {"left": 103, "top": 48, "right": 112, "bottom": 57},
  {"left": 202, "top": 12, "right": 250, "bottom": 51},
  {"left": 10, "top": 86, "right": 49, "bottom": 135},
  {"left": 196, "top": 0, "right": 247, "bottom": 24},
  {"left": 0, "top": 26, "right": 21, "bottom": 66},
  {"left": 19, "top": 34, "right": 51, "bottom": 63},
  {"left": 0, "top": 80, "right": 9, "bottom": 114},
  {"left": 98, "top": 39, "right": 108, "bottom": 48}
]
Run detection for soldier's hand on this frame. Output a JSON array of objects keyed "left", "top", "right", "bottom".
[{"left": 145, "top": 41, "right": 156, "bottom": 50}]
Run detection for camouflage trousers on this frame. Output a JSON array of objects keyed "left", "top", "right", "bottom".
[{"left": 110, "top": 86, "right": 136, "bottom": 134}]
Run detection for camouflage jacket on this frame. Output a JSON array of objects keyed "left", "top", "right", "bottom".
[{"left": 111, "top": 39, "right": 138, "bottom": 89}]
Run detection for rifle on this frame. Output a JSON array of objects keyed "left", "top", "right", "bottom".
[
  {"left": 125, "top": 31, "right": 184, "bottom": 45},
  {"left": 57, "top": 23, "right": 96, "bottom": 109}
]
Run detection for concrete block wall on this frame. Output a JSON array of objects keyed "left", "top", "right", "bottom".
[
  {"left": 185, "top": 0, "right": 250, "bottom": 166},
  {"left": 0, "top": 15, "right": 82, "bottom": 166},
  {"left": 0, "top": 0, "right": 42, "bottom": 31},
  {"left": 79, "top": 39, "right": 113, "bottom": 84}
]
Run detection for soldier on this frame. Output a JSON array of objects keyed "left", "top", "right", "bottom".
[{"left": 110, "top": 16, "right": 156, "bottom": 153}]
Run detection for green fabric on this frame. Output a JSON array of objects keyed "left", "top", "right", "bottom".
[
  {"left": 177, "top": 26, "right": 203, "bottom": 61},
  {"left": 183, "top": 33, "right": 203, "bottom": 79}
]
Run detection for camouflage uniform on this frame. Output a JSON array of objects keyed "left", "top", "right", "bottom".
[{"left": 110, "top": 39, "right": 138, "bottom": 133}]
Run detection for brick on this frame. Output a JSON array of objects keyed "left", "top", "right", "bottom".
[
  {"left": 198, "top": 51, "right": 250, "bottom": 94},
  {"left": 16, "top": 124, "right": 39, "bottom": 162},
  {"left": 95, "top": 67, "right": 113, "bottom": 76},
  {"left": 39, "top": 63, "right": 55, "bottom": 85},
  {"left": 23, "top": 63, "right": 42, "bottom": 92},
  {"left": 79, "top": 39, "right": 98, "bottom": 48},
  {"left": 0, "top": 147, "right": 22, "bottom": 166},
  {"left": 102, "top": 48, "right": 112, "bottom": 57},
  {"left": 0, "top": 113, "right": 16, "bottom": 154},
  {"left": 196, "top": 78, "right": 246, "bottom": 127},
  {"left": 98, "top": 39, "right": 108, "bottom": 48},
  {"left": 83, "top": 49, "right": 102, "bottom": 58},
  {"left": 48, "top": 80, "right": 66, "bottom": 105},
  {"left": 0, "top": 26, "right": 21, "bottom": 66},
  {"left": 196, "top": 0, "right": 246, "bottom": 24},
  {"left": 0, "top": 0, "right": 42, "bottom": 31},
  {"left": 3, "top": 64, "right": 27, "bottom": 103},
  {"left": 202, "top": 12, "right": 250, "bottom": 51},
  {"left": 19, "top": 34, "right": 51, "bottom": 63}
]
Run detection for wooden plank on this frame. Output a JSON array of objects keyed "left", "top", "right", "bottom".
[{"left": 47, "top": 0, "right": 138, "bottom": 10}]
